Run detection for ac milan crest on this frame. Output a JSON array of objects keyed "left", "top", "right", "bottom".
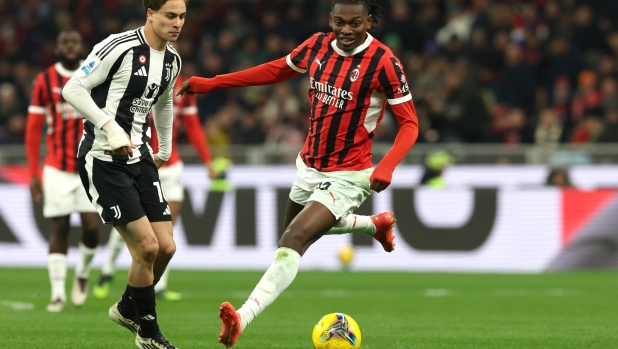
[{"left": 350, "top": 68, "right": 360, "bottom": 82}]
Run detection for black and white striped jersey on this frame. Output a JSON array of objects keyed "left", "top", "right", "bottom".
[{"left": 74, "top": 26, "right": 181, "bottom": 164}]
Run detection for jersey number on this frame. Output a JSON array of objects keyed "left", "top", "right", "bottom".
[
  {"left": 153, "top": 181, "right": 166, "bottom": 202},
  {"left": 317, "top": 182, "right": 331, "bottom": 191}
]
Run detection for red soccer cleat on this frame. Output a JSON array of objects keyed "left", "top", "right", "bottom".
[
  {"left": 371, "top": 211, "right": 396, "bottom": 252},
  {"left": 218, "top": 302, "right": 242, "bottom": 348}
]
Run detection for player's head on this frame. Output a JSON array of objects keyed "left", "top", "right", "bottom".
[
  {"left": 329, "top": 0, "right": 383, "bottom": 52},
  {"left": 56, "top": 30, "right": 84, "bottom": 67},
  {"left": 143, "top": 0, "right": 187, "bottom": 42}
]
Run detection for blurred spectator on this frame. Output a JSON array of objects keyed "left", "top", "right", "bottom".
[
  {"left": 535, "top": 109, "right": 565, "bottom": 146},
  {"left": 597, "top": 110, "right": 618, "bottom": 143},
  {"left": 546, "top": 168, "right": 572, "bottom": 187},
  {"left": 500, "top": 44, "right": 536, "bottom": 114},
  {"left": 571, "top": 70, "right": 602, "bottom": 120}
]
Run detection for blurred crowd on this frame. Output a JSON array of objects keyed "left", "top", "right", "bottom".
[{"left": 1, "top": 0, "right": 618, "bottom": 148}]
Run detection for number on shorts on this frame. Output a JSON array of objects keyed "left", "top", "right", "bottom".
[
  {"left": 317, "top": 182, "right": 331, "bottom": 190},
  {"left": 153, "top": 181, "right": 166, "bottom": 202}
]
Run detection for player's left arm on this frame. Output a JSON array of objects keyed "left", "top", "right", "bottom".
[
  {"left": 370, "top": 57, "right": 419, "bottom": 192},
  {"left": 152, "top": 77, "right": 177, "bottom": 168},
  {"left": 180, "top": 95, "right": 216, "bottom": 179}
]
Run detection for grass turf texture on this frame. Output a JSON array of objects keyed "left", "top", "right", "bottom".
[{"left": 1, "top": 269, "right": 617, "bottom": 348}]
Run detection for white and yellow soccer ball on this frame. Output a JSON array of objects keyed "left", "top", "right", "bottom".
[{"left": 311, "top": 313, "right": 362, "bottom": 349}]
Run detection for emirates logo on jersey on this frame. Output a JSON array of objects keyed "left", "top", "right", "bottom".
[{"left": 350, "top": 68, "right": 360, "bottom": 82}]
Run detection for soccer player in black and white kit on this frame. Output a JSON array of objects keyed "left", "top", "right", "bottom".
[{"left": 62, "top": 1, "right": 185, "bottom": 348}]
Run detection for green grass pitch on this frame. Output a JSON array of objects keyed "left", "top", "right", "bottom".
[{"left": 1, "top": 268, "right": 617, "bottom": 348}]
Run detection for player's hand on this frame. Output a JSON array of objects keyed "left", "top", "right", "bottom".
[
  {"left": 205, "top": 161, "right": 218, "bottom": 179},
  {"left": 111, "top": 132, "right": 136, "bottom": 157},
  {"left": 153, "top": 153, "right": 165, "bottom": 169},
  {"left": 177, "top": 79, "right": 194, "bottom": 96},
  {"left": 29, "top": 175, "right": 43, "bottom": 203},
  {"left": 370, "top": 178, "right": 388, "bottom": 193}
]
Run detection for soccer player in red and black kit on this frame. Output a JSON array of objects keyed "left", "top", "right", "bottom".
[
  {"left": 94, "top": 75, "right": 217, "bottom": 301},
  {"left": 179, "top": 0, "right": 418, "bottom": 346},
  {"left": 25, "top": 30, "right": 101, "bottom": 312}
]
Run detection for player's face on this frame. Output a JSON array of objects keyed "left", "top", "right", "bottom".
[
  {"left": 56, "top": 31, "right": 83, "bottom": 66},
  {"left": 329, "top": 4, "right": 373, "bottom": 52},
  {"left": 149, "top": 0, "right": 187, "bottom": 43}
]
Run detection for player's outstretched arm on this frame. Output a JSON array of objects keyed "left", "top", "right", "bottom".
[
  {"left": 370, "top": 100, "right": 419, "bottom": 192},
  {"left": 177, "top": 57, "right": 301, "bottom": 96}
]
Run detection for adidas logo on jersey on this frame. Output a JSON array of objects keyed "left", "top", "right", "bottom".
[
  {"left": 134, "top": 66, "right": 147, "bottom": 76},
  {"left": 163, "top": 206, "right": 171, "bottom": 215}
]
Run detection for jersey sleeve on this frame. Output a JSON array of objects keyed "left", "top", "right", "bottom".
[
  {"left": 286, "top": 33, "right": 323, "bottom": 73},
  {"left": 71, "top": 36, "right": 129, "bottom": 91},
  {"left": 28, "top": 74, "right": 47, "bottom": 114},
  {"left": 376, "top": 56, "right": 412, "bottom": 105}
]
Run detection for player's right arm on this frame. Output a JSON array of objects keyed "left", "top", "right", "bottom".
[
  {"left": 25, "top": 73, "right": 46, "bottom": 202},
  {"left": 178, "top": 33, "right": 322, "bottom": 96},
  {"left": 62, "top": 40, "right": 133, "bottom": 155}
]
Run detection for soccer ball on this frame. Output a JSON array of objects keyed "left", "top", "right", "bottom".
[{"left": 311, "top": 313, "right": 362, "bottom": 349}]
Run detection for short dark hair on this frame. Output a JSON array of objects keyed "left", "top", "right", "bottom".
[
  {"left": 143, "top": 0, "right": 188, "bottom": 14},
  {"left": 331, "top": 0, "right": 384, "bottom": 27}
]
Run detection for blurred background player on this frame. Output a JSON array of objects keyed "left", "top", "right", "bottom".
[
  {"left": 94, "top": 74, "right": 217, "bottom": 301},
  {"left": 25, "top": 30, "right": 101, "bottom": 312},
  {"left": 179, "top": 0, "right": 419, "bottom": 346}
]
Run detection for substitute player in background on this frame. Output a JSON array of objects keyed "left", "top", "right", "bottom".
[
  {"left": 179, "top": 0, "right": 418, "bottom": 346},
  {"left": 25, "top": 30, "right": 101, "bottom": 313},
  {"left": 62, "top": 0, "right": 185, "bottom": 347},
  {"left": 94, "top": 75, "right": 217, "bottom": 301}
]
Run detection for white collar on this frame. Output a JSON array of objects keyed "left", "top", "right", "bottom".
[
  {"left": 331, "top": 33, "right": 373, "bottom": 56},
  {"left": 55, "top": 62, "right": 81, "bottom": 78}
]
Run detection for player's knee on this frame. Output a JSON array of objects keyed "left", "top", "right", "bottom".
[
  {"left": 280, "top": 225, "right": 309, "bottom": 249},
  {"left": 137, "top": 238, "right": 159, "bottom": 263},
  {"left": 158, "top": 240, "right": 176, "bottom": 260}
]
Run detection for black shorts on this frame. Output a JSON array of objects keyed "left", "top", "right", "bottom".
[{"left": 78, "top": 154, "right": 172, "bottom": 226}]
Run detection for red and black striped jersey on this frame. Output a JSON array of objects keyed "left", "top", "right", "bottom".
[
  {"left": 286, "top": 32, "right": 412, "bottom": 172},
  {"left": 28, "top": 63, "right": 83, "bottom": 173}
]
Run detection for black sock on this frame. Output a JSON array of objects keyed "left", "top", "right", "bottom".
[
  {"left": 118, "top": 284, "right": 136, "bottom": 320},
  {"left": 129, "top": 284, "right": 161, "bottom": 338}
]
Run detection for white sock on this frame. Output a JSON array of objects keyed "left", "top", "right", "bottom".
[
  {"left": 75, "top": 243, "right": 97, "bottom": 279},
  {"left": 325, "top": 214, "right": 376, "bottom": 236},
  {"left": 48, "top": 253, "right": 67, "bottom": 302},
  {"left": 102, "top": 228, "right": 124, "bottom": 276},
  {"left": 154, "top": 268, "right": 170, "bottom": 293},
  {"left": 236, "top": 247, "right": 301, "bottom": 331}
]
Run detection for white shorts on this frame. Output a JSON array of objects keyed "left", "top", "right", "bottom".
[
  {"left": 43, "top": 165, "right": 96, "bottom": 218},
  {"left": 158, "top": 161, "right": 184, "bottom": 203},
  {"left": 289, "top": 155, "right": 373, "bottom": 219}
]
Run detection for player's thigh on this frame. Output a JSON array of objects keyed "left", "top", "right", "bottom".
[
  {"left": 158, "top": 162, "right": 184, "bottom": 203},
  {"left": 116, "top": 215, "right": 158, "bottom": 254},
  {"left": 284, "top": 198, "right": 305, "bottom": 231},
  {"left": 280, "top": 200, "right": 337, "bottom": 254},
  {"left": 42, "top": 166, "right": 78, "bottom": 218},
  {"left": 137, "top": 156, "right": 173, "bottom": 224},
  {"left": 78, "top": 155, "right": 146, "bottom": 226},
  {"left": 289, "top": 155, "right": 320, "bottom": 206}
]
